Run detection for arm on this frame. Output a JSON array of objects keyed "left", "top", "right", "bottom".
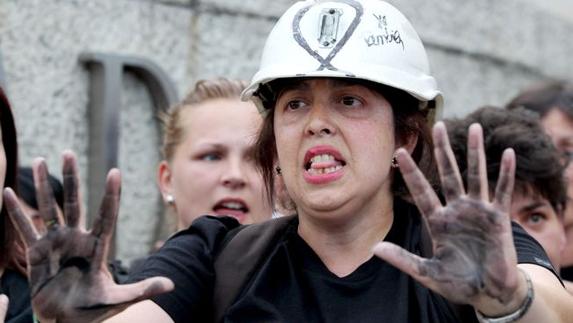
[
  {"left": 514, "top": 264, "right": 572, "bottom": 323},
  {"left": 373, "top": 122, "right": 573, "bottom": 322},
  {"left": 103, "top": 300, "right": 173, "bottom": 323},
  {"left": 0, "top": 294, "right": 8, "bottom": 322}
]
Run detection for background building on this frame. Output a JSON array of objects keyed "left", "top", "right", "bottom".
[{"left": 1, "top": 0, "right": 572, "bottom": 263}]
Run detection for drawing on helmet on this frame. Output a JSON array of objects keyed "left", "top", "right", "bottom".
[
  {"left": 365, "top": 14, "right": 405, "bottom": 50},
  {"left": 292, "top": 0, "right": 363, "bottom": 73}
]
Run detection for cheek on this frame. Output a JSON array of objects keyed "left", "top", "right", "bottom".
[
  {"left": 275, "top": 129, "right": 298, "bottom": 168},
  {"left": 351, "top": 123, "right": 395, "bottom": 164},
  {"left": 172, "top": 161, "right": 219, "bottom": 195}
]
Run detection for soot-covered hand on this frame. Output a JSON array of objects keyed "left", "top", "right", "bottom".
[{"left": 3, "top": 152, "right": 173, "bottom": 323}]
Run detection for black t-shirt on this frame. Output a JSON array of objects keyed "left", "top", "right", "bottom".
[
  {"left": 0, "top": 269, "right": 33, "bottom": 323},
  {"left": 129, "top": 200, "right": 559, "bottom": 323},
  {"left": 561, "top": 266, "right": 573, "bottom": 281}
]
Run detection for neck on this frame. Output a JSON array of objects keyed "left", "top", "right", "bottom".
[{"left": 297, "top": 195, "right": 395, "bottom": 277}]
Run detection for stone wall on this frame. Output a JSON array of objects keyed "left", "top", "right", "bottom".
[{"left": 1, "top": 0, "right": 572, "bottom": 263}]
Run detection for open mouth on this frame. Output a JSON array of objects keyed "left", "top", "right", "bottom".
[
  {"left": 213, "top": 199, "right": 249, "bottom": 219},
  {"left": 304, "top": 153, "right": 346, "bottom": 175}
]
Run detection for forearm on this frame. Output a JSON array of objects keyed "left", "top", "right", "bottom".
[
  {"left": 515, "top": 264, "right": 573, "bottom": 323},
  {"left": 103, "top": 300, "right": 173, "bottom": 323},
  {"left": 475, "top": 264, "right": 572, "bottom": 323}
]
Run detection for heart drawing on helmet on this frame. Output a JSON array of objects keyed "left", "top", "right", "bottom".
[{"left": 291, "top": 0, "right": 364, "bottom": 73}]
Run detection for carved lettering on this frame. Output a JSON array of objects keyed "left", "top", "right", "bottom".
[{"left": 80, "top": 52, "right": 179, "bottom": 227}]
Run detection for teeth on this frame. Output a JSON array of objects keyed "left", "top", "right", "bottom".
[
  {"left": 310, "top": 154, "right": 335, "bottom": 163},
  {"left": 221, "top": 202, "right": 244, "bottom": 210},
  {"left": 308, "top": 165, "right": 342, "bottom": 175}
]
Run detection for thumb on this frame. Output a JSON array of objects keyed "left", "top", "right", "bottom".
[
  {"left": 102, "top": 277, "right": 174, "bottom": 306},
  {"left": 373, "top": 242, "right": 436, "bottom": 288}
]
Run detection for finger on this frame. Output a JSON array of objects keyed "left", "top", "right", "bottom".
[
  {"left": 466, "top": 124, "right": 489, "bottom": 200},
  {"left": 91, "top": 169, "right": 121, "bottom": 267},
  {"left": 493, "top": 148, "right": 515, "bottom": 213},
  {"left": 433, "top": 122, "right": 465, "bottom": 201},
  {"left": 0, "top": 294, "right": 8, "bottom": 322},
  {"left": 3, "top": 188, "right": 39, "bottom": 245},
  {"left": 396, "top": 148, "right": 442, "bottom": 218},
  {"left": 62, "top": 151, "right": 82, "bottom": 228},
  {"left": 98, "top": 277, "right": 174, "bottom": 307},
  {"left": 33, "top": 158, "right": 64, "bottom": 229},
  {"left": 373, "top": 242, "right": 437, "bottom": 289}
]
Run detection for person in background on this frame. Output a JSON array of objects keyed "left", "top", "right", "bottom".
[
  {"left": 157, "top": 78, "right": 273, "bottom": 230},
  {"left": 446, "top": 106, "right": 571, "bottom": 290},
  {"left": 506, "top": 81, "right": 573, "bottom": 281},
  {"left": 0, "top": 89, "right": 32, "bottom": 322}
]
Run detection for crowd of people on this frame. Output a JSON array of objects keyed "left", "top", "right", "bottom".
[{"left": 2, "top": 0, "right": 573, "bottom": 322}]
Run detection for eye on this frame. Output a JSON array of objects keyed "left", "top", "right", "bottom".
[
  {"left": 339, "top": 96, "right": 362, "bottom": 108},
  {"left": 561, "top": 150, "right": 573, "bottom": 165},
  {"left": 200, "top": 152, "right": 222, "bottom": 161},
  {"left": 286, "top": 99, "right": 307, "bottom": 111},
  {"left": 527, "top": 213, "right": 546, "bottom": 224}
]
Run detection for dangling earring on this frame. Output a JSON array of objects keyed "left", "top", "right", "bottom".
[
  {"left": 391, "top": 155, "right": 399, "bottom": 169},
  {"left": 165, "top": 194, "right": 175, "bottom": 205},
  {"left": 276, "top": 166, "right": 282, "bottom": 175}
]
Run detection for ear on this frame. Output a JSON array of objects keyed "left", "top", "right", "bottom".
[{"left": 157, "top": 160, "right": 173, "bottom": 202}]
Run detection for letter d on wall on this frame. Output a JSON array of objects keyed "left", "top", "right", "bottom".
[{"left": 80, "top": 52, "right": 178, "bottom": 256}]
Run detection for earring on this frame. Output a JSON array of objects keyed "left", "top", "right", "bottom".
[
  {"left": 391, "top": 155, "right": 399, "bottom": 169},
  {"left": 276, "top": 166, "right": 282, "bottom": 175},
  {"left": 165, "top": 194, "right": 175, "bottom": 204}
]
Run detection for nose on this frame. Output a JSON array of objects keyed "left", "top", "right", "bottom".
[
  {"left": 305, "top": 103, "right": 336, "bottom": 137},
  {"left": 222, "top": 157, "right": 247, "bottom": 190}
]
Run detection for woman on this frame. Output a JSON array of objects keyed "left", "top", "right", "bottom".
[
  {"left": 4, "top": 0, "right": 573, "bottom": 322},
  {"left": 0, "top": 88, "right": 32, "bottom": 322},
  {"left": 157, "top": 78, "right": 272, "bottom": 229}
]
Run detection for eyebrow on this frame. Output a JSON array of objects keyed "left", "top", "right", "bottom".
[
  {"left": 519, "top": 201, "right": 547, "bottom": 213},
  {"left": 195, "top": 142, "right": 227, "bottom": 150},
  {"left": 280, "top": 78, "right": 362, "bottom": 93},
  {"left": 329, "top": 78, "right": 362, "bottom": 89},
  {"left": 279, "top": 81, "right": 311, "bottom": 94}
]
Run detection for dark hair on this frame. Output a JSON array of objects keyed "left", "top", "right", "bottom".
[
  {"left": 506, "top": 80, "right": 573, "bottom": 119},
  {"left": 445, "top": 106, "right": 566, "bottom": 214},
  {"left": 18, "top": 166, "right": 64, "bottom": 210},
  {"left": 254, "top": 77, "right": 437, "bottom": 205},
  {"left": 0, "top": 88, "right": 27, "bottom": 275}
]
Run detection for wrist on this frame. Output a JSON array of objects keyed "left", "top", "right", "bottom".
[{"left": 475, "top": 268, "right": 534, "bottom": 323}]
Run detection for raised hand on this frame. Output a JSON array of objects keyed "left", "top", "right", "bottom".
[
  {"left": 3, "top": 151, "right": 173, "bottom": 323},
  {"left": 374, "top": 122, "right": 526, "bottom": 316}
]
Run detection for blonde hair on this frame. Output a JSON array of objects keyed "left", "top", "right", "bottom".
[{"left": 160, "top": 78, "right": 249, "bottom": 161}]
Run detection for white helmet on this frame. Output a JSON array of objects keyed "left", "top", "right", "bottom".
[{"left": 242, "top": 0, "right": 443, "bottom": 120}]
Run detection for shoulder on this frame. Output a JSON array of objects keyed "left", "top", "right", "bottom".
[
  {"left": 130, "top": 215, "right": 243, "bottom": 277},
  {"left": 0, "top": 269, "right": 33, "bottom": 323},
  {"left": 511, "top": 221, "right": 562, "bottom": 283}
]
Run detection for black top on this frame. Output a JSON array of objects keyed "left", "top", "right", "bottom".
[
  {"left": 561, "top": 266, "right": 573, "bottom": 281},
  {"left": 0, "top": 269, "right": 33, "bottom": 323},
  {"left": 129, "top": 200, "right": 559, "bottom": 323}
]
